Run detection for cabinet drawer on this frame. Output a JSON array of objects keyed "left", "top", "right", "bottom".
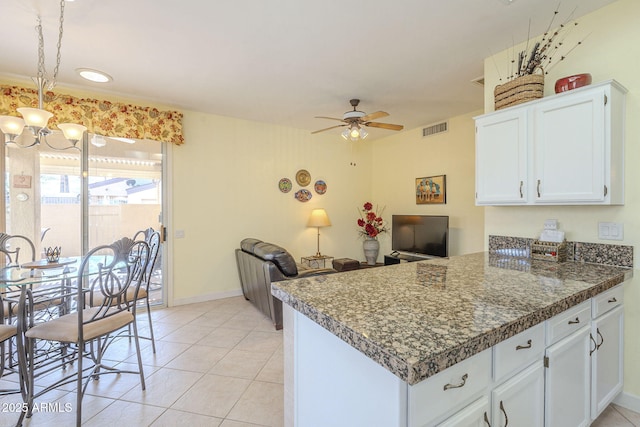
[
  {"left": 409, "top": 349, "right": 491, "bottom": 426},
  {"left": 493, "top": 322, "right": 545, "bottom": 383},
  {"left": 592, "top": 285, "right": 623, "bottom": 318},
  {"left": 546, "top": 300, "right": 591, "bottom": 346}
]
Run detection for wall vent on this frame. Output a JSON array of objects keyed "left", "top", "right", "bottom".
[{"left": 423, "top": 121, "right": 448, "bottom": 137}]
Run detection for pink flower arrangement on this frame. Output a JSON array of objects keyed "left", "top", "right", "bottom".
[{"left": 357, "top": 202, "right": 388, "bottom": 238}]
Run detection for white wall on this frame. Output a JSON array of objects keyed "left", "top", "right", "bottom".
[
  {"left": 482, "top": 0, "right": 640, "bottom": 400},
  {"left": 370, "top": 111, "right": 485, "bottom": 257}
]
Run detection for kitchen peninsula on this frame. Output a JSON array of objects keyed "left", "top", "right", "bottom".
[{"left": 271, "top": 252, "right": 632, "bottom": 427}]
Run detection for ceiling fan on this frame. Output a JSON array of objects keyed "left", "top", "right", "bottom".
[{"left": 312, "top": 99, "right": 404, "bottom": 141}]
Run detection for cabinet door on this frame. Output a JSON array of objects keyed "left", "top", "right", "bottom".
[
  {"left": 533, "top": 89, "right": 606, "bottom": 203},
  {"left": 591, "top": 305, "right": 624, "bottom": 420},
  {"left": 545, "top": 326, "right": 591, "bottom": 427},
  {"left": 492, "top": 361, "right": 544, "bottom": 427},
  {"left": 475, "top": 108, "right": 528, "bottom": 205},
  {"left": 437, "top": 396, "right": 491, "bottom": 427}
]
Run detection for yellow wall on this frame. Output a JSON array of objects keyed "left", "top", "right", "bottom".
[
  {"left": 172, "top": 111, "right": 373, "bottom": 302},
  {"left": 370, "top": 111, "right": 485, "bottom": 257},
  {"left": 482, "top": 0, "right": 640, "bottom": 399}
]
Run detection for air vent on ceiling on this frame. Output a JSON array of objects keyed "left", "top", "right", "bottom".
[{"left": 423, "top": 121, "right": 448, "bottom": 137}]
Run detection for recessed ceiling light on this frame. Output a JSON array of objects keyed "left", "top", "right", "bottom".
[
  {"left": 76, "top": 68, "right": 113, "bottom": 83},
  {"left": 496, "top": 0, "right": 517, "bottom": 4}
]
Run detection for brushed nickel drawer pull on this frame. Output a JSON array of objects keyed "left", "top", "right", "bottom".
[
  {"left": 500, "top": 400, "right": 509, "bottom": 426},
  {"left": 484, "top": 411, "right": 492, "bottom": 427},
  {"left": 443, "top": 373, "right": 468, "bottom": 391},
  {"left": 537, "top": 179, "right": 541, "bottom": 197},
  {"left": 519, "top": 181, "right": 523, "bottom": 198},
  {"left": 596, "top": 328, "right": 604, "bottom": 350},
  {"left": 568, "top": 317, "right": 580, "bottom": 325},
  {"left": 608, "top": 297, "right": 617, "bottom": 303},
  {"left": 516, "top": 339, "right": 532, "bottom": 350}
]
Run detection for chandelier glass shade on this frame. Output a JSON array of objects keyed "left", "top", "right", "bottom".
[{"left": 0, "top": 0, "right": 87, "bottom": 150}]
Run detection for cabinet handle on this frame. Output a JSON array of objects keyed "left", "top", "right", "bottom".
[
  {"left": 568, "top": 317, "right": 580, "bottom": 325},
  {"left": 515, "top": 339, "right": 532, "bottom": 350},
  {"left": 443, "top": 373, "right": 468, "bottom": 391},
  {"left": 484, "top": 411, "right": 492, "bottom": 427},
  {"left": 590, "top": 333, "right": 597, "bottom": 356},
  {"left": 500, "top": 400, "right": 509, "bottom": 427},
  {"left": 604, "top": 185, "right": 608, "bottom": 197},
  {"left": 536, "top": 179, "right": 541, "bottom": 197},
  {"left": 608, "top": 297, "right": 617, "bottom": 303},
  {"left": 596, "top": 328, "right": 604, "bottom": 350},
  {"left": 519, "top": 181, "right": 523, "bottom": 198}
]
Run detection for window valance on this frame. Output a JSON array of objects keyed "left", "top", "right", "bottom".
[{"left": 0, "top": 85, "right": 184, "bottom": 145}]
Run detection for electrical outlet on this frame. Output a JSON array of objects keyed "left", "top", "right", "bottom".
[
  {"left": 175, "top": 229, "right": 185, "bottom": 239},
  {"left": 544, "top": 219, "right": 558, "bottom": 230},
  {"left": 598, "top": 222, "right": 623, "bottom": 241}
]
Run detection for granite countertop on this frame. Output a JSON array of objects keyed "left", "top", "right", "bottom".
[{"left": 271, "top": 252, "right": 632, "bottom": 385}]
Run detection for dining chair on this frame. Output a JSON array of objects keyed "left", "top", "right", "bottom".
[
  {"left": 0, "top": 293, "right": 18, "bottom": 395},
  {"left": 0, "top": 232, "right": 36, "bottom": 267},
  {"left": 20, "top": 236, "right": 151, "bottom": 427},
  {"left": 131, "top": 227, "right": 161, "bottom": 353}
]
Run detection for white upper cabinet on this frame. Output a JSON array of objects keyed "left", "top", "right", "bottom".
[
  {"left": 475, "top": 80, "right": 627, "bottom": 206},
  {"left": 476, "top": 108, "right": 528, "bottom": 205}
]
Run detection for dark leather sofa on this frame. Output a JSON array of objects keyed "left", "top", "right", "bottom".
[{"left": 235, "top": 238, "right": 334, "bottom": 329}]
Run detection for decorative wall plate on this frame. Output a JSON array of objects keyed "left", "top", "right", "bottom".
[
  {"left": 295, "top": 169, "right": 311, "bottom": 186},
  {"left": 278, "top": 178, "right": 292, "bottom": 193},
  {"left": 294, "top": 189, "right": 312, "bottom": 202},
  {"left": 314, "top": 180, "right": 327, "bottom": 195}
]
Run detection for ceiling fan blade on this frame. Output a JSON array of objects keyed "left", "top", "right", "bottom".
[
  {"left": 365, "top": 122, "right": 404, "bottom": 131},
  {"left": 311, "top": 124, "right": 347, "bottom": 134},
  {"left": 360, "top": 111, "right": 389, "bottom": 122},
  {"left": 315, "top": 116, "right": 346, "bottom": 122}
]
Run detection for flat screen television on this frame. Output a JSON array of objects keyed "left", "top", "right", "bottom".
[{"left": 391, "top": 215, "right": 449, "bottom": 258}]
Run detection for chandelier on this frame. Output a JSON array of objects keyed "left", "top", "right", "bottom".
[{"left": 0, "top": 0, "right": 86, "bottom": 150}]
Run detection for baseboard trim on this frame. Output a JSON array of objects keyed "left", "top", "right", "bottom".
[
  {"left": 614, "top": 391, "right": 640, "bottom": 413},
  {"left": 171, "top": 288, "right": 243, "bottom": 306}
]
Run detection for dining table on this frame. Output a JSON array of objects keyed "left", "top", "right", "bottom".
[{"left": 0, "top": 257, "right": 81, "bottom": 423}]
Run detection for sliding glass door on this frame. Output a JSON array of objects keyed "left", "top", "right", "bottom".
[{"left": 3, "top": 133, "right": 165, "bottom": 306}]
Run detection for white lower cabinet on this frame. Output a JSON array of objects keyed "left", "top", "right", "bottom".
[
  {"left": 492, "top": 361, "right": 545, "bottom": 427},
  {"left": 544, "top": 325, "right": 592, "bottom": 427},
  {"left": 436, "top": 397, "right": 491, "bottom": 427},
  {"left": 591, "top": 301, "right": 624, "bottom": 419}
]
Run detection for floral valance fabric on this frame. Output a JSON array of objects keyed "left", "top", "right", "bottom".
[{"left": 0, "top": 85, "right": 184, "bottom": 145}]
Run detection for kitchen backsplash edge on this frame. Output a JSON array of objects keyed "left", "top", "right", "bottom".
[{"left": 488, "top": 235, "right": 633, "bottom": 268}]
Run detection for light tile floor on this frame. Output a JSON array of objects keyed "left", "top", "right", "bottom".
[{"left": 0, "top": 295, "right": 637, "bottom": 426}]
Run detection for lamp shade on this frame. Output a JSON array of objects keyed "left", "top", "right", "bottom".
[
  {"left": 307, "top": 208, "right": 331, "bottom": 227},
  {"left": 58, "top": 123, "right": 87, "bottom": 144},
  {"left": 16, "top": 107, "right": 53, "bottom": 129}
]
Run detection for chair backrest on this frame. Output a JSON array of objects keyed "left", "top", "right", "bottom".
[
  {"left": 0, "top": 233, "right": 36, "bottom": 266},
  {"left": 80, "top": 237, "right": 150, "bottom": 322},
  {"left": 133, "top": 228, "right": 161, "bottom": 288}
]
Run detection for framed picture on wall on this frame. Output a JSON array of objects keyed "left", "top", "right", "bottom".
[{"left": 416, "top": 175, "right": 446, "bottom": 204}]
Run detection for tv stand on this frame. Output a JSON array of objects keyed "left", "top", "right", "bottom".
[{"left": 384, "top": 252, "right": 438, "bottom": 265}]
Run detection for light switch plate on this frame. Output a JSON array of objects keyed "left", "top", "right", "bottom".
[{"left": 598, "top": 222, "right": 623, "bottom": 241}]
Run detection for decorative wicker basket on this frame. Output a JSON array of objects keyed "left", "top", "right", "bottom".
[
  {"left": 531, "top": 239, "right": 567, "bottom": 263},
  {"left": 494, "top": 74, "right": 544, "bottom": 110}
]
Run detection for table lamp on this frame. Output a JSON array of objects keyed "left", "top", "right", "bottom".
[{"left": 307, "top": 208, "right": 331, "bottom": 257}]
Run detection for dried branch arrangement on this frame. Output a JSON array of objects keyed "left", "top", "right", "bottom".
[{"left": 498, "top": 4, "right": 589, "bottom": 82}]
